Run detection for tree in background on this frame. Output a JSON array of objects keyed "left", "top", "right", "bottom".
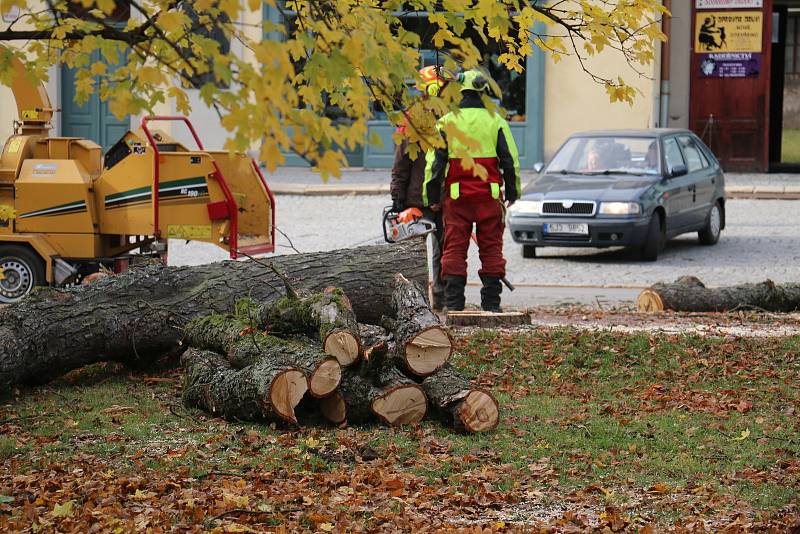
[{"left": 0, "top": 0, "right": 666, "bottom": 176}]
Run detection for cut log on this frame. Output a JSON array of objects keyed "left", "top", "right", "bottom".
[
  {"left": 637, "top": 276, "right": 800, "bottom": 313},
  {"left": 338, "top": 368, "right": 427, "bottom": 426},
  {"left": 258, "top": 288, "right": 362, "bottom": 366},
  {"left": 390, "top": 274, "right": 452, "bottom": 377},
  {"left": 446, "top": 311, "right": 531, "bottom": 328},
  {"left": 318, "top": 391, "right": 347, "bottom": 425},
  {"left": 185, "top": 315, "right": 341, "bottom": 398},
  {"left": 422, "top": 364, "right": 499, "bottom": 433},
  {"left": 181, "top": 348, "right": 307, "bottom": 424},
  {"left": 0, "top": 240, "right": 426, "bottom": 394}
]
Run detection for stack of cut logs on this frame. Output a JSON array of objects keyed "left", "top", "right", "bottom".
[{"left": 181, "top": 274, "right": 500, "bottom": 433}]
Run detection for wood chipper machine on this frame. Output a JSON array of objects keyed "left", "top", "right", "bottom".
[{"left": 0, "top": 51, "right": 275, "bottom": 303}]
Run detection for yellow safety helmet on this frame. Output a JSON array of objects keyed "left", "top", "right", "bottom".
[
  {"left": 457, "top": 69, "right": 489, "bottom": 92},
  {"left": 417, "top": 65, "right": 446, "bottom": 97}
]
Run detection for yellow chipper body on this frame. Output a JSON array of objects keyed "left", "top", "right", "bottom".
[{"left": 0, "top": 50, "right": 275, "bottom": 303}]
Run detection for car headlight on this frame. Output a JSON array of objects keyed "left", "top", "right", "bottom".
[
  {"left": 508, "top": 200, "right": 543, "bottom": 215},
  {"left": 599, "top": 202, "right": 641, "bottom": 215}
]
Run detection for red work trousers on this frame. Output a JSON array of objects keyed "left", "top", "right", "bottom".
[{"left": 441, "top": 196, "right": 506, "bottom": 279}]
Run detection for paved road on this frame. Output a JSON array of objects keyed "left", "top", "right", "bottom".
[{"left": 170, "top": 197, "right": 800, "bottom": 307}]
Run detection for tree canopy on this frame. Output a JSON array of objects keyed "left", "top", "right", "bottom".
[{"left": 0, "top": 0, "right": 666, "bottom": 176}]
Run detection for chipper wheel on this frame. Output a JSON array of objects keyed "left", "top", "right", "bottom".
[{"left": 0, "top": 245, "right": 45, "bottom": 304}]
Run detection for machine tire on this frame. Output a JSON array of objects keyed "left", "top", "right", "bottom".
[
  {"left": 640, "top": 212, "right": 665, "bottom": 262},
  {"left": 698, "top": 201, "right": 722, "bottom": 246},
  {"left": 0, "top": 245, "right": 45, "bottom": 304},
  {"left": 522, "top": 245, "right": 537, "bottom": 258}
]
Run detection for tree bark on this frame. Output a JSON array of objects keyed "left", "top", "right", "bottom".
[
  {"left": 390, "top": 274, "right": 452, "bottom": 377},
  {"left": 0, "top": 240, "right": 426, "bottom": 394},
  {"left": 338, "top": 368, "right": 427, "bottom": 426},
  {"left": 181, "top": 348, "right": 308, "bottom": 424},
  {"left": 258, "top": 287, "right": 362, "bottom": 366},
  {"left": 185, "top": 315, "right": 341, "bottom": 398},
  {"left": 637, "top": 276, "right": 800, "bottom": 313},
  {"left": 421, "top": 364, "right": 499, "bottom": 433}
]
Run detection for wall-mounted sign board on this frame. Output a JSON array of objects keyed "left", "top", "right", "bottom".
[
  {"left": 695, "top": 11, "right": 763, "bottom": 53},
  {"left": 696, "top": 0, "right": 763, "bottom": 8}
]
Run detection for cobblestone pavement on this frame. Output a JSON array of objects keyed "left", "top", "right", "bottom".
[{"left": 170, "top": 197, "right": 800, "bottom": 293}]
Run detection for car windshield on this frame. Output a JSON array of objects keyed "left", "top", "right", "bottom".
[{"left": 546, "top": 136, "right": 661, "bottom": 176}]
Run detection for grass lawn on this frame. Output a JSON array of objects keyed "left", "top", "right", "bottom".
[
  {"left": 1, "top": 327, "right": 798, "bottom": 532},
  {"left": 782, "top": 128, "right": 800, "bottom": 163}
]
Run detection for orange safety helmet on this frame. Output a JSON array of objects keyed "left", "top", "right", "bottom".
[{"left": 416, "top": 65, "right": 447, "bottom": 97}]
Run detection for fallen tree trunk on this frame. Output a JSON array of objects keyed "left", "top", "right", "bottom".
[
  {"left": 421, "top": 364, "right": 499, "bottom": 433},
  {"left": 0, "top": 240, "right": 426, "bottom": 394},
  {"left": 258, "top": 288, "right": 362, "bottom": 366},
  {"left": 181, "top": 349, "right": 308, "bottom": 424},
  {"left": 389, "top": 274, "right": 452, "bottom": 377},
  {"left": 185, "top": 315, "right": 341, "bottom": 398},
  {"left": 637, "top": 276, "right": 800, "bottom": 313},
  {"left": 338, "top": 368, "right": 427, "bottom": 426}
]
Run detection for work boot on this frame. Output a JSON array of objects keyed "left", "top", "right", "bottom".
[
  {"left": 480, "top": 276, "right": 503, "bottom": 312},
  {"left": 444, "top": 276, "right": 467, "bottom": 312},
  {"left": 432, "top": 292, "right": 446, "bottom": 312}
]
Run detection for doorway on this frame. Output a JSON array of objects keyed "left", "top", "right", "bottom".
[{"left": 769, "top": 4, "right": 800, "bottom": 170}]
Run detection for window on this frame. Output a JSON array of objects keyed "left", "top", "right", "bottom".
[
  {"left": 545, "top": 136, "right": 659, "bottom": 174},
  {"left": 787, "top": 14, "right": 800, "bottom": 74},
  {"left": 677, "top": 136, "right": 708, "bottom": 172},
  {"left": 663, "top": 137, "right": 685, "bottom": 173},
  {"left": 182, "top": 2, "right": 231, "bottom": 89}
]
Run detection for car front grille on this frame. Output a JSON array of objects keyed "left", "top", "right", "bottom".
[{"left": 542, "top": 201, "right": 596, "bottom": 216}]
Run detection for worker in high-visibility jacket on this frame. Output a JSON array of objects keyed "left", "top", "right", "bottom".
[{"left": 422, "top": 69, "right": 521, "bottom": 312}]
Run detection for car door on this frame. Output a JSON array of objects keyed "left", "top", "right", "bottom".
[
  {"left": 677, "top": 135, "right": 716, "bottom": 227},
  {"left": 661, "top": 136, "right": 694, "bottom": 233}
]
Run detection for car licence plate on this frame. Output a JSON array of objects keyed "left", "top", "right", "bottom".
[{"left": 543, "top": 223, "right": 589, "bottom": 235}]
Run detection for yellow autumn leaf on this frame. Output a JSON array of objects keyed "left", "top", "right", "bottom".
[
  {"left": 320, "top": 523, "right": 334, "bottom": 532},
  {"left": 733, "top": 429, "right": 751, "bottom": 441},
  {"left": 52, "top": 500, "right": 75, "bottom": 517}
]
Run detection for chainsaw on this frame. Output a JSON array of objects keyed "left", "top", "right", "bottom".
[{"left": 382, "top": 206, "right": 437, "bottom": 243}]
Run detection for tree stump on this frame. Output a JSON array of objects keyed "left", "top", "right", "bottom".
[{"left": 338, "top": 368, "right": 427, "bottom": 426}]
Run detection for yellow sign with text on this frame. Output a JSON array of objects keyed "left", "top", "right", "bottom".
[
  {"left": 695, "top": 11, "right": 763, "bottom": 53},
  {"left": 167, "top": 224, "right": 212, "bottom": 240}
]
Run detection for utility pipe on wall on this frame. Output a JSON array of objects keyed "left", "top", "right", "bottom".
[{"left": 659, "top": 0, "right": 672, "bottom": 128}]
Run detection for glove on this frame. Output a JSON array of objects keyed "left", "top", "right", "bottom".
[{"left": 392, "top": 198, "right": 405, "bottom": 212}]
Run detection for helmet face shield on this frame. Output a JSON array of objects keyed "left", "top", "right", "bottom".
[{"left": 457, "top": 69, "right": 489, "bottom": 92}]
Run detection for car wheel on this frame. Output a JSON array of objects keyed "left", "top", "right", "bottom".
[
  {"left": 640, "top": 212, "right": 665, "bottom": 262},
  {"left": 522, "top": 245, "right": 536, "bottom": 258},
  {"left": 698, "top": 201, "right": 722, "bottom": 245},
  {"left": 0, "top": 245, "right": 46, "bottom": 304}
]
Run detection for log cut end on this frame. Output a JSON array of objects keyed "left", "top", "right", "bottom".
[
  {"left": 309, "top": 357, "right": 342, "bottom": 398},
  {"left": 319, "top": 391, "right": 347, "bottom": 424},
  {"left": 405, "top": 326, "right": 452, "bottom": 376},
  {"left": 636, "top": 289, "right": 665, "bottom": 312},
  {"left": 372, "top": 385, "right": 427, "bottom": 426},
  {"left": 270, "top": 369, "right": 308, "bottom": 424},
  {"left": 323, "top": 330, "right": 361, "bottom": 366},
  {"left": 457, "top": 390, "right": 500, "bottom": 433}
]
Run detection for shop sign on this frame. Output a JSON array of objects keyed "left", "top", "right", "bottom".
[
  {"left": 699, "top": 52, "right": 761, "bottom": 77},
  {"left": 696, "top": 0, "right": 762, "bottom": 8},
  {"left": 695, "top": 11, "right": 763, "bottom": 53}
]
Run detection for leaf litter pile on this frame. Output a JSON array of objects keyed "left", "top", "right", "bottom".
[{"left": 1, "top": 322, "right": 799, "bottom": 532}]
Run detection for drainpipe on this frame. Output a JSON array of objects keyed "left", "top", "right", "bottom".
[{"left": 659, "top": 0, "right": 672, "bottom": 128}]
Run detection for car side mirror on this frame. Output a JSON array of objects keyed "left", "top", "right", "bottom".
[
  {"left": 533, "top": 162, "right": 544, "bottom": 173},
  {"left": 669, "top": 164, "right": 688, "bottom": 178}
]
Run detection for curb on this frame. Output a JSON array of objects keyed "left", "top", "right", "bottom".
[{"left": 270, "top": 184, "right": 800, "bottom": 199}]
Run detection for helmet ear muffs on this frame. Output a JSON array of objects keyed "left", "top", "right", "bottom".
[
  {"left": 472, "top": 75, "right": 487, "bottom": 92},
  {"left": 426, "top": 83, "right": 440, "bottom": 97}
]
